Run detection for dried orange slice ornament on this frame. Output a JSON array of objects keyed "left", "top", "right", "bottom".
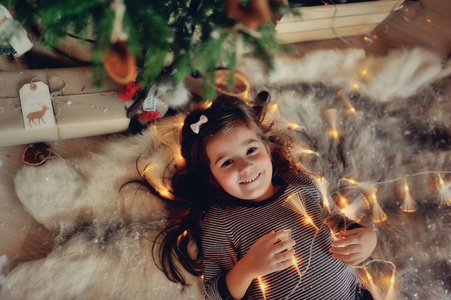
[
  {"left": 22, "top": 143, "right": 53, "bottom": 166},
  {"left": 214, "top": 69, "right": 251, "bottom": 99},
  {"left": 103, "top": 40, "right": 137, "bottom": 85}
]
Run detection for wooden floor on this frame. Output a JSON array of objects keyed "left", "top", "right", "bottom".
[{"left": 290, "top": 0, "right": 451, "bottom": 59}]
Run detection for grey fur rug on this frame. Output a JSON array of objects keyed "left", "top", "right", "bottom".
[{"left": 1, "top": 47, "right": 451, "bottom": 299}]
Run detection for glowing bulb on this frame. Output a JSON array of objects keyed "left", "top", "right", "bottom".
[
  {"left": 338, "top": 193, "right": 348, "bottom": 206},
  {"left": 177, "top": 230, "right": 188, "bottom": 245},
  {"left": 160, "top": 189, "right": 170, "bottom": 197},
  {"left": 438, "top": 174, "right": 445, "bottom": 186},
  {"left": 291, "top": 256, "right": 302, "bottom": 277},
  {"left": 289, "top": 122, "right": 300, "bottom": 130},
  {"left": 361, "top": 69, "right": 368, "bottom": 77},
  {"left": 344, "top": 178, "right": 357, "bottom": 185},
  {"left": 269, "top": 103, "right": 278, "bottom": 111},
  {"left": 353, "top": 83, "right": 359, "bottom": 90},
  {"left": 371, "top": 193, "right": 387, "bottom": 223},
  {"left": 331, "top": 130, "right": 338, "bottom": 139},
  {"left": 257, "top": 276, "right": 267, "bottom": 300},
  {"left": 437, "top": 173, "right": 451, "bottom": 206},
  {"left": 402, "top": 178, "right": 418, "bottom": 212}
]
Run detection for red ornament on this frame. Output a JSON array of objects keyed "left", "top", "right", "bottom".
[
  {"left": 118, "top": 81, "right": 140, "bottom": 102},
  {"left": 102, "top": 40, "right": 137, "bottom": 85},
  {"left": 138, "top": 110, "right": 160, "bottom": 122}
]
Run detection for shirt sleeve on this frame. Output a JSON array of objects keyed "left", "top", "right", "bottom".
[{"left": 202, "top": 207, "right": 239, "bottom": 299}]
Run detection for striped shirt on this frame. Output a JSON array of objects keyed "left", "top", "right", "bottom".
[{"left": 202, "top": 171, "right": 363, "bottom": 299}]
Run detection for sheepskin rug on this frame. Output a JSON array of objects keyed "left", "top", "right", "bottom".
[{"left": 1, "top": 47, "right": 451, "bottom": 299}]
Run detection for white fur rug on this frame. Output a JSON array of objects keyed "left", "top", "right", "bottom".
[{"left": 1, "top": 47, "right": 451, "bottom": 299}]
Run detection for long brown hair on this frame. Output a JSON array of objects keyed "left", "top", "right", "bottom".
[{"left": 153, "top": 95, "right": 298, "bottom": 286}]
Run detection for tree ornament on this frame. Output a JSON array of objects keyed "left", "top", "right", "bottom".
[
  {"left": 214, "top": 69, "right": 251, "bottom": 98},
  {"left": 126, "top": 73, "right": 175, "bottom": 123},
  {"left": 102, "top": 0, "right": 136, "bottom": 85},
  {"left": 225, "top": 0, "right": 280, "bottom": 29},
  {"left": 0, "top": 4, "right": 33, "bottom": 56},
  {"left": 118, "top": 80, "right": 141, "bottom": 102},
  {"left": 137, "top": 84, "right": 169, "bottom": 122},
  {"left": 103, "top": 40, "right": 137, "bottom": 85}
]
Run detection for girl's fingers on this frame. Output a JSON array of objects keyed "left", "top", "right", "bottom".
[
  {"left": 275, "top": 258, "right": 294, "bottom": 271},
  {"left": 331, "top": 235, "right": 358, "bottom": 247},
  {"left": 329, "top": 244, "right": 358, "bottom": 254},
  {"left": 274, "top": 248, "right": 295, "bottom": 261}
]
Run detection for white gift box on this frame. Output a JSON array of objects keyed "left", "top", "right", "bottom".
[
  {"left": 0, "top": 67, "right": 129, "bottom": 147},
  {"left": 276, "top": 0, "right": 404, "bottom": 44}
]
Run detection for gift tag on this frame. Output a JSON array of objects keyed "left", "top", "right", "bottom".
[{"left": 19, "top": 81, "right": 56, "bottom": 130}]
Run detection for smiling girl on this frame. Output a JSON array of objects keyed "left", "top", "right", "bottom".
[{"left": 153, "top": 95, "right": 376, "bottom": 299}]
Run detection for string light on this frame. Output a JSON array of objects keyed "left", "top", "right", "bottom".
[
  {"left": 361, "top": 265, "right": 384, "bottom": 300},
  {"left": 258, "top": 276, "right": 267, "bottom": 300},
  {"left": 325, "top": 109, "right": 339, "bottom": 143},
  {"left": 314, "top": 177, "right": 332, "bottom": 213},
  {"left": 371, "top": 192, "right": 387, "bottom": 223},
  {"left": 269, "top": 103, "right": 278, "bottom": 112},
  {"left": 340, "top": 193, "right": 370, "bottom": 222},
  {"left": 291, "top": 257, "right": 302, "bottom": 277},
  {"left": 336, "top": 192, "right": 348, "bottom": 210},
  {"left": 288, "top": 122, "right": 300, "bottom": 131},
  {"left": 355, "top": 259, "right": 397, "bottom": 300},
  {"left": 437, "top": 173, "right": 451, "bottom": 205},
  {"left": 292, "top": 146, "right": 320, "bottom": 157},
  {"left": 401, "top": 178, "right": 418, "bottom": 212},
  {"left": 177, "top": 230, "right": 188, "bottom": 246},
  {"left": 342, "top": 178, "right": 357, "bottom": 185},
  {"left": 284, "top": 193, "right": 319, "bottom": 230}
]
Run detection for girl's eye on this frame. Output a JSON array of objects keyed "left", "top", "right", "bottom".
[
  {"left": 247, "top": 147, "right": 257, "bottom": 155},
  {"left": 221, "top": 160, "right": 233, "bottom": 167}
]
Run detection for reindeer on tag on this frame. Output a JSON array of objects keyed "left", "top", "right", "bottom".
[{"left": 27, "top": 103, "right": 50, "bottom": 127}]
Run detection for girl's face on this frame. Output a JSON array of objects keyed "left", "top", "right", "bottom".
[{"left": 206, "top": 125, "right": 276, "bottom": 202}]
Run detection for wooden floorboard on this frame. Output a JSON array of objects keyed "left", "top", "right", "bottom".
[{"left": 289, "top": 0, "right": 451, "bottom": 59}]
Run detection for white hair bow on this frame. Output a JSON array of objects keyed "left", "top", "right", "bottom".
[{"left": 190, "top": 115, "right": 208, "bottom": 134}]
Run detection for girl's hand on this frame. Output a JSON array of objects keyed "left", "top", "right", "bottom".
[
  {"left": 226, "top": 230, "right": 296, "bottom": 299},
  {"left": 242, "top": 230, "right": 296, "bottom": 278},
  {"left": 329, "top": 227, "right": 377, "bottom": 265}
]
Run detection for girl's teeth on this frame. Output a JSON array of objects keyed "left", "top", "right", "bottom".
[{"left": 242, "top": 174, "right": 259, "bottom": 183}]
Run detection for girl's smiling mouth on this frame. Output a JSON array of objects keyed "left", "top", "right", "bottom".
[{"left": 240, "top": 173, "right": 261, "bottom": 184}]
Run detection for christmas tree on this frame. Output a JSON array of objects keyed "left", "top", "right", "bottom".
[{"left": 3, "top": 0, "right": 294, "bottom": 97}]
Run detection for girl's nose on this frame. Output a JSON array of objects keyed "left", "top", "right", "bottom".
[{"left": 239, "top": 160, "right": 253, "bottom": 174}]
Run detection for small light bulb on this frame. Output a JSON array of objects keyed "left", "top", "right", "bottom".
[{"left": 289, "top": 123, "right": 300, "bottom": 130}]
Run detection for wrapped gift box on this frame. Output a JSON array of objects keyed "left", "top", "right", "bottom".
[
  {"left": 0, "top": 67, "right": 129, "bottom": 147},
  {"left": 276, "top": 0, "right": 404, "bottom": 43}
]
